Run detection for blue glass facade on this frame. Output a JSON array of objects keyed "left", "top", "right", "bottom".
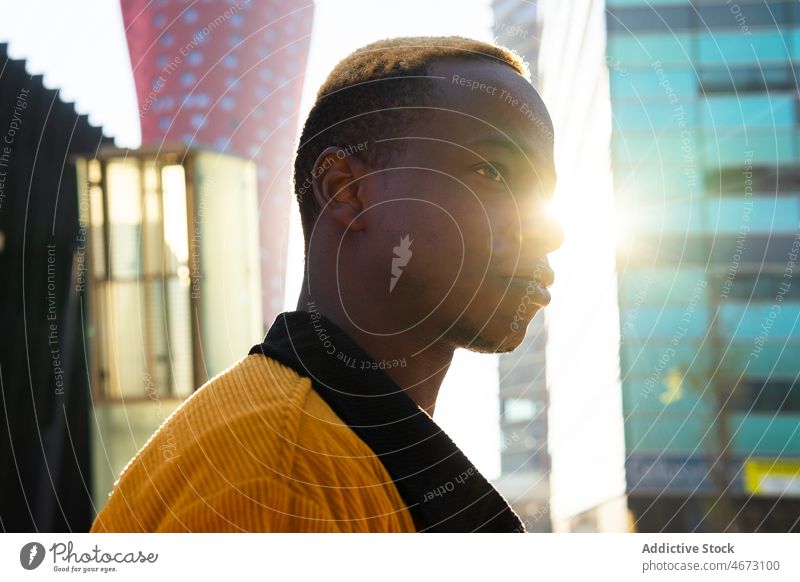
[{"left": 607, "top": 0, "right": 800, "bottom": 529}]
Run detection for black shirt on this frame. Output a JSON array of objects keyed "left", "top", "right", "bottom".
[{"left": 249, "top": 309, "right": 525, "bottom": 533}]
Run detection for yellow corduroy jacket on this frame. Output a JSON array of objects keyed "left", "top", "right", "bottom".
[{"left": 90, "top": 309, "right": 525, "bottom": 533}]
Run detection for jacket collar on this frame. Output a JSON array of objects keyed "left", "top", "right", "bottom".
[{"left": 249, "top": 308, "right": 525, "bottom": 532}]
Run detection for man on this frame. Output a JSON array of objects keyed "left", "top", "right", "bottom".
[{"left": 91, "top": 35, "right": 562, "bottom": 533}]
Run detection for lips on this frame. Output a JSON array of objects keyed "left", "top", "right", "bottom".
[{"left": 499, "top": 261, "right": 554, "bottom": 289}]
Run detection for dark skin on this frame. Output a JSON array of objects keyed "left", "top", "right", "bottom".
[{"left": 296, "top": 57, "right": 563, "bottom": 417}]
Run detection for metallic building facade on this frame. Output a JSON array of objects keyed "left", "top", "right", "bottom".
[
  {"left": 121, "top": 0, "right": 314, "bottom": 329},
  {"left": 0, "top": 42, "right": 113, "bottom": 532}
]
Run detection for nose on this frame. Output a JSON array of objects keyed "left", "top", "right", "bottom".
[
  {"left": 516, "top": 200, "right": 563, "bottom": 255},
  {"left": 489, "top": 197, "right": 564, "bottom": 258},
  {"left": 535, "top": 209, "right": 563, "bottom": 253}
]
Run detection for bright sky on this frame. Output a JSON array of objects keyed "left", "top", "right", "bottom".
[{"left": 0, "top": 0, "right": 503, "bottom": 479}]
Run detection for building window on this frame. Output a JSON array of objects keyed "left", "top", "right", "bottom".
[
  {"left": 501, "top": 451, "right": 549, "bottom": 474},
  {"left": 151, "top": 95, "right": 174, "bottom": 112},
  {"left": 193, "top": 30, "right": 208, "bottom": 45},
  {"left": 713, "top": 272, "right": 800, "bottom": 301},
  {"left": 180, "top": 72, "right": 196, "bottom": 87},
  {"left": 187, "top": 51, "right": 203, "bottom": 66},
  {"left": 701, "top": 95, "right": 795, "bottom": 128},
  {"left": 696, "top": 3, "right": 793, "bottom": 30},
  {"left": 699, "top": 65, "right": 795, "bottom": 94},
  {"left": 731, "top": 379, "right": 800, "bottom": 413},
  {"left": 607, "top": 6, "right": 691, "bottom": 33},
  {"left": 607, "top": 3, "right": 795, "bottom": 33},
  {"left": 503, "top": 398, "right": 541, "bottom": 423},
  {"left": 623, "top": 234, "right": 800, "bottom": 267},
  {"left": 86, "top": 160, "right": 194, "bottom": 402},
  {"left": 182, "top": 93, "right": 211, "bottom": 109},
  {"left": 707, "top": 166, "right": 800, "bottom": 197}
]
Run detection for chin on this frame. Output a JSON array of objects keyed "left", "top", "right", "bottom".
[
  {"left": 493, "top": 328, "right": 527, "bottom": 353},
  {"left": 464, "top": 334, "right": 523, "bottom": 354},
  {"left": 451, "top": 313, "right": 531, "bottom": 354}
]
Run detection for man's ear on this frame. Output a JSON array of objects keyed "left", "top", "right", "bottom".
[{"left": 311, "top": 146, "right": 368, "bottom": 232}]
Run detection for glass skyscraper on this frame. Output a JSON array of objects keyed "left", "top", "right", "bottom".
[
  {"left": 535, "top": 0, "right": 800, "bottom": 532},
  {"left": 606, "top": 0, "right": 800, "bottom": 532}
]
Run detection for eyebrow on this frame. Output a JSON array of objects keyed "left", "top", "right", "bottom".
[{"left": 466, "top": 135, "right": 556, "bottom": 197}]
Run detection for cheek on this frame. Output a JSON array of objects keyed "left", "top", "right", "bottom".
[
  {"left": 409, "top": 211, "right": 466, "bottom": 286},
  {"left": 424, "top": 202, "right": 492, "bottom": 272},
  {"left": 413, "top": 221, "right": 496, "bottom": 320},
  {"left": 375, "top": 172, "right": 497, "bottom": 295}
]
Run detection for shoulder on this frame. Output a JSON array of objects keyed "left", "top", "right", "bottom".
[
  {"left": 91, "top": 354, "right": 311, "bottom": 530},
  {"left": 124, "top": 353, "right": 316, "bottom": 481},
  {"left": 91, "top": 354, "right": 414, "bottom": 532}
]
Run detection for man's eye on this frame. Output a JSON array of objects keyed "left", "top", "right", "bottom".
[{"left": 474, "top": 162, "right": 507, "bottom": 183}]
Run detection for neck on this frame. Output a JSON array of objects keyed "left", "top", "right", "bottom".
[{"left": 296, "top": 282, "right": 454, "bottom": 417}]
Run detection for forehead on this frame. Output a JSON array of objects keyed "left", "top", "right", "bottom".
[
  {"left": 399, "top": 59, "right": 554, "bottom": 175},
  {"left": 424, "top": 58, "right": 552, "bottom": 140}
]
